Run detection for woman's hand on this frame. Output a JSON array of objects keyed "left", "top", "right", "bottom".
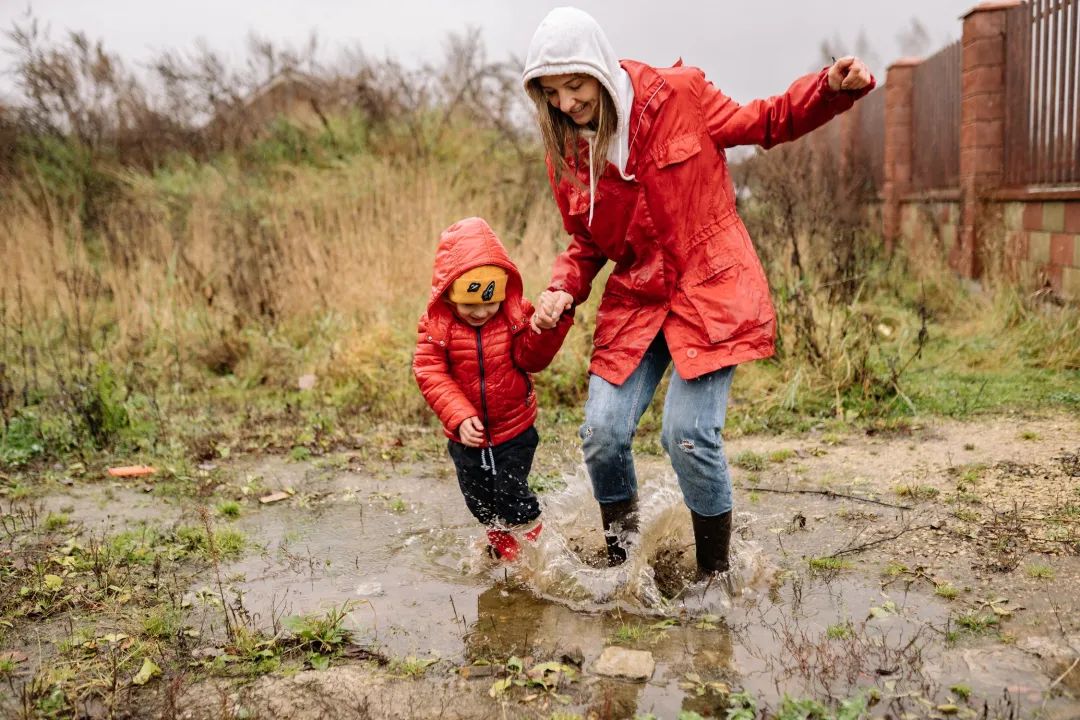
[
  {"left": 458, "top": 416, "right": 485, "bottom": 447},
  {"left": 827, "top": 56, "right": 872, "bottom": 92},
  {"left": 531, "top": 290, "right": 574, "bottom": 333}
]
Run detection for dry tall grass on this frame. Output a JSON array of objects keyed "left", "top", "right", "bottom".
[{"left": 1, "top": 22, "right": 1076, "bottom": 464}]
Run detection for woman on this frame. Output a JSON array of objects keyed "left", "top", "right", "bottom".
[{"left": 525, "top": 7, "right": 874, "bottom": 575}]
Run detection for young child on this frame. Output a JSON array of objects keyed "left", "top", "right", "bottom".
[{"left": 413, "top": 217, "right": 573, "bottom": 561}]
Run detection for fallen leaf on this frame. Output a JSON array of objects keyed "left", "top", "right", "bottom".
[
  {"left": 43, "top": 574, "right": 63, "bottom": 591},
  {"left": 0, "top": 651, "right": 27, "bottom": 663},
  {"left": 259, "top": 491, "right": 290, "bottom": 504},
  {"left": 132, "top": 658, "right": 161, "bottom": 685},
  {"left": 107, "top": 465, "right": 157, "bottom": 478}
]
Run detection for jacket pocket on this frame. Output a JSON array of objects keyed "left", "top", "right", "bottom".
[
  {"left": 652, "top": 133, "right": 702, "bottom": 168},
  {"left": 519, "top": 369, "right": 534, "bottom": 408},
  {"left": 683, "top": 230, "right": 771, "bottom": 345}
]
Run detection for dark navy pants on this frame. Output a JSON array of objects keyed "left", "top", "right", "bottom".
[{"left": 448, "top": 426, "right": 541, "bottom": 527}]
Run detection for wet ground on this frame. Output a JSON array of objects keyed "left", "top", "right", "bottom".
[{"left": 6, "top": 412, "right": 1080, "bottom": 719}]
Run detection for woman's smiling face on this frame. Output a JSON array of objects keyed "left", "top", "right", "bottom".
[{"left": 538, "top": 74, "right": 601, "bottom": 126}]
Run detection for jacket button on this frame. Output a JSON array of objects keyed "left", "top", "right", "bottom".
[
  {"left": 439, "top": 341, "right": 446, "bottom": 346},
  {"left": 427, "top": 336, "right": 432, "bottom": 341},
  {"left": 686, "top": 348, "right": 698, "bottom": 359}
]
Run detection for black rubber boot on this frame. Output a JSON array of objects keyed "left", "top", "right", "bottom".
[
  {"left": 599, "top": 498, "right": 639, "bottom": 567},
  {"left": 690, "top": 509, "right": 733, "bottom": 574}
]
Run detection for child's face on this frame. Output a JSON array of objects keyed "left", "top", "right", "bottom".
[{"left": 454, "top": 301, "right": 501, "bottom": 327}]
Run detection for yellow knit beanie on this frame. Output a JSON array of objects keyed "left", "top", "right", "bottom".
[{"left": 448, "top": 265, "right": 507, "bottom": 304}]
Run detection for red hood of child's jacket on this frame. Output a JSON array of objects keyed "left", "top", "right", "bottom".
[{"left": 424, "top": 217, "right": 526, "bottom": 336}]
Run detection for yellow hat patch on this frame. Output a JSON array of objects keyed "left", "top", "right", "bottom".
[{"left": 449, "top": 265, "right": 507, "bottom": 304}]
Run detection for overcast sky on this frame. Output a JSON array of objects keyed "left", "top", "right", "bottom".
[{"left": 1, "top": 0, "right": 977, "bottom": 104}]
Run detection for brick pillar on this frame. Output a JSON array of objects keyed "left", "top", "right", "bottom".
[
  {"left": 956, "top": 0, "right": 1021, "bottom": 277},
  {"left": 882, "top": 58, "right": 920, "bottom": 250}
]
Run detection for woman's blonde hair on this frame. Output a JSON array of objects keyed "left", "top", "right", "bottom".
[{"left": 526, "top": 76, "right": 618, "bottom": 189}]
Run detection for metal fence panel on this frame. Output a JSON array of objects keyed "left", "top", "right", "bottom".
[{"left": 912, "top": 41, "right": 963, "bottom": 190}]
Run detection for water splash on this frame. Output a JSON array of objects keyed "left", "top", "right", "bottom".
[{"left": 472, "top": 465, "right": 773, "bottom": 617}]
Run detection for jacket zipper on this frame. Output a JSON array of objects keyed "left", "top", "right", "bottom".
[{"left": 474, "top": 327, "right": 492, "bottom": 445}]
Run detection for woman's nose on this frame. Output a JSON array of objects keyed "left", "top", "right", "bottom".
[{"left": 559, "top": 93, "right": 576, "bottom": 113}]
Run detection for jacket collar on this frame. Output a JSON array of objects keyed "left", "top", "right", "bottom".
[{"left": 620, "top": 60, "right": 675, "bottom": 176}]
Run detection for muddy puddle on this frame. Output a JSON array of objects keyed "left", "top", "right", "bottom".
[
  {"left": 182, "top": 413, "right": 1080, "bottom": 720},
  {"left": 11, "top": 414, "right": 1077, "bottom": 718}
]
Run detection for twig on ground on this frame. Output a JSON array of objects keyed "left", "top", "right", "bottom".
[
  {"left": 827, "top": 524, "right": 934, "bottom": 558},
  {"left": 1049, "top": 656, "right": 1080, "bottom": 691},
  {"left": 744, "top": 485, "right": 912, "bottom": 510}
]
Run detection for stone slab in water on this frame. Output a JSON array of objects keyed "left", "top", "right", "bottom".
[{"left": 592, "top": 647, "right": 655, "bottom": 681}]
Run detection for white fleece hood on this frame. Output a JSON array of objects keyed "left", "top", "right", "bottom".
[{"left": 522, "top": 7, "right": 635, "bottom": 224}]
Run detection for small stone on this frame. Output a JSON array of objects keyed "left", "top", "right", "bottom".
[
  {"left": 192, "top": 647, "right": 224, "bottom": 660},
  {"left": 354, "top": 581, "right": 384, "bottom": 597},
  {"left": 592, "top": 646, "right": 654, "bottom": 681},
  {"left": 298, "top": 374, "right": 317, "bottom": 391},
  {"left": 559, "top": 644, "right": 585, "bottom": 668},
  {"left": 458, "top": 664, "right": 495, "bottom": 679}
]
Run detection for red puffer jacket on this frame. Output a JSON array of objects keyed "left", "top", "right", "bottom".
[
  {"left": 548, "top": 61, "right": 875, "bottom": 385},
  {"left": 414, "top": 217, "right": 573, "bottom": 446}
]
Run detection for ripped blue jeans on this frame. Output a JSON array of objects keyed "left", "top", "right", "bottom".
[{"left": 580, "top": 332, "right": 736, "bottom": 517}]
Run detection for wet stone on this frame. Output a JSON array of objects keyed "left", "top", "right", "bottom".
[
  {"left": 458, "top": 664, "right": 495, "bottom": 679},
  {"left": 559, "top": 644, "right": 585, "bottom": 668},
  {"left": 592, "top": 646, "right": 655, "bottom": 681}
]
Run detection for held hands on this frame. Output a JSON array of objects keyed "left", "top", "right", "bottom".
[
  {"left": 530, "top": 290, "right": 574, "bottom": 333},
  {"left": 827, "top": 56, "right": 872, "bottom": 92},
  {"left": 458, "top": 416, "right": 485, "bottom": 447}
]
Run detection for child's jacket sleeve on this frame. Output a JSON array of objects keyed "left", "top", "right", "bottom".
[
  {"left": 512, "top": 299, "right": 574, "bottom": 373},
  {"left": 413, "top": 318, "right": 477, "bottom": 434}
]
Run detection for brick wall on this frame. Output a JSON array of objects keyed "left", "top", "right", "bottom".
[
  {"left": 873, "top": 1, "right": 1080, "bottom": 301},
  {"left": 1001, "top": 200, "right": 1080, "bottom": 297}
]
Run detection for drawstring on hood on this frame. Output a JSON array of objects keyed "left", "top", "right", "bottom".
[{"left": 522, "top": 6, "right": 635, "bottom": 226}]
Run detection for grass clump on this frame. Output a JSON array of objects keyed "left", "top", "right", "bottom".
[
  {"left": 808, "top": 556, "right": 852, "bottom": 573},
  {"left": 894, "top": 484, "right": 940, "bottom": 501},
  {"left": 1025, "top": 563, "right": 1055, "bottom": 580},
  {"left": 733, "top": 451, "right": 767, "bottom": 472},
  {"left": 216, "top": 500, "right": 242, "bottom": 518},
  {"left": 935, "top": 583, "right": 960, "bottom": 600}
]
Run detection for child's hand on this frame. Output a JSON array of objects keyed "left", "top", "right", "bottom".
[
  {"left": 458, "top": 416, "right": 485, "bottom": 447},
  {"left": 532, "top": 290, "right": 573, "bottom": 333}
]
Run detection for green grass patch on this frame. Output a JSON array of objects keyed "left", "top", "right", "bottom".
[
  {"left": 216, "top": 500, "right": 242, "bottom": 518},
  {"left": 882, "top": 562, "right": 908, "bottom": 577},
  {"left": 44, "top": 513, "right": 71, "bottom": 531},
  {"left": 1025, "top": 563, "right": 1055, "bottom": 580},
  {"left": 768, "top": 449, "right": 797, "bottom": 463},
  {"left": 732, "top": 450, "right": 767, "bottom": 472},
  {"left": 935, "top": 583, "right": 960, "bottom": 600},
  {"left": 808, "top": 556, "right": 852, "bottom": 573},
  {"left": 142, "top": 604, "right": 183, "bottom": 639},
  {"left": 954, "top": 612, "right": 999, "bottom": 635},
  {"left": 894, "top": 484, "right": 940, "bottom": 501},
  {"left": 825, "top": 622, "right": 854, "bottom": 640}
]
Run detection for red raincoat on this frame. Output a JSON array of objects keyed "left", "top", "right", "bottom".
[
  {"left": 414, "top": 217, "right": 573, "bottom": 446},
  {"left": 548, "top": 61, "right": 875, "bottom": 385}
]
